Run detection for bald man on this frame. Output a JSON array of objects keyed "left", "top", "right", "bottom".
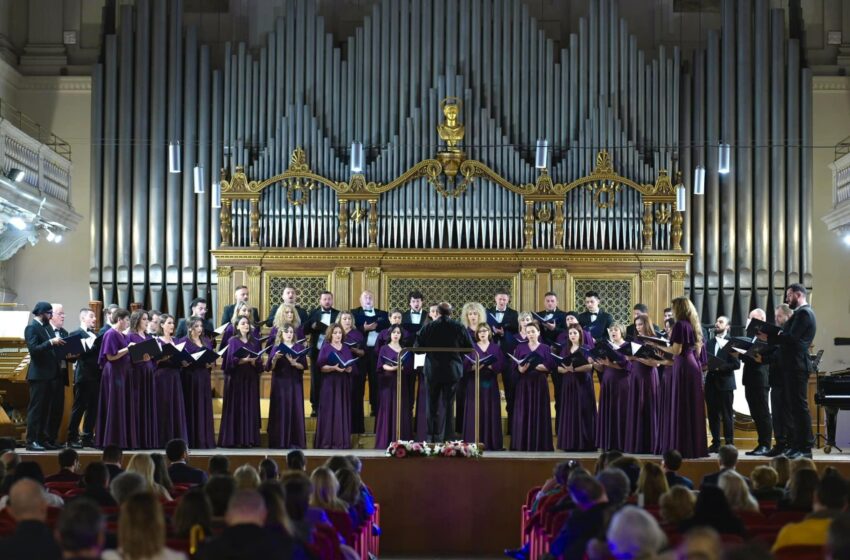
[
  {"left": 196, "top": 490, "right": 295, "bottom": 559},
  {"left": 351, "top": 290, "right": 390, "bottom": 426},
  {"left": 0, "top": 479, "right": 61, "bottom": 559}
]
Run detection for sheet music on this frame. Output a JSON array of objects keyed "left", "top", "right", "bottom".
[
  {"left": 367, "top": 331, "right": 379, "bottom": 347},
  {"left": 413, "top": 353, "right": 426, "bottom": 368}
]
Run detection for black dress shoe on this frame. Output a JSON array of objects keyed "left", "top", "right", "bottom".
[
  {"left": 785, "top": 449, "right": 803, "bottom": 459},
  {"left": 765, "top": 446, "right": 786, "bottom": 457},
  {"left": 26, "top": 442, "right": 47, "bottom": 451},
  {"left": 746, "top": 445, "right": 770, "bottom": 456},
  {"left": 67, "top": 440, "right": 83, "bottom": 449},
  {"left": 707, "top": 443, "right": 721, "bottom": 454}
]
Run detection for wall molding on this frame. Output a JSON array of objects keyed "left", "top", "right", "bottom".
[
  {"left": 0, "top": 57, "right": 91, "bottom": 93},
  {"left": 813, "top": 76, "right": 850, "bottom": 91}
]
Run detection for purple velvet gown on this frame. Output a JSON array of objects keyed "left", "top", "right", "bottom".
[
  {"left": 344, "top": 329, "right": 367, "bottom": 434},
  {"left": 462, "top": 342, "right": 504, "bottom": 451},
  {"left": 510, "top": 343, "right": 554, "bottom": 452},
  {"left": 218, "top": 336, "right": 262, "bottom": 447},
  {"left": 663, "top": 321, "right": 708, "bottom": 458},
  {"left": 266, "top": 342, "right": 307, "bottom": 449},
  {"left": 126, "top": 332, "right": 158, "bottom": 449},
  {"left": 217, "top": 322, "right": 261, "bottom": 351},
  {"left": 314, "top": 343, "right": 354, "bottom": 449},
  {"left": 557, "top": 345, "right": 597, "bottom": 452},
  {"left": 96, "top": 329, "right": 137, "bottom": 449},
  {"left": 181, "top": 337, "right": 216, "bottom": 449},
  {"left": 624, "top": 358, "right": 659, "bottom": 454},
  {"left": 154, "top": 337, "right": 189, "bottom": 447},
  {"left": 595, "top": 344, "right": 631, "bottom": 451},
  {"left": 374, "top": 345, "right": 414, "bottom": 448}
]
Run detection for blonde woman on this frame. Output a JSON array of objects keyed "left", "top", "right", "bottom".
[
  {"left": 102, "top": 492, "right": 186, "bottom": 560},
  {"left": 719, "top": 470, "right": 760, "bottom": 513},
  {"left": 217, "top": 301, "right": 259, "bottom": 350},
  {"left": 126, "top": 454, "right": 172, "bottom": 501},
  {"left": 460, "top": 302, "right": 488, "bottom": 340},
  {"left": 309, "top": 466, "right": 348, "bottom": 512},
  {"left": 233, "top": 463, "right": 261, "bottom": 490},
  {"left": 636, "top": 463, "right": 670, "bottom": 507},
  {"left": 270, "top": 302, "right": 305, "bottom": 344},
  {"left": 659, "top": 485, "right": 696, "bottom": 525},
  {"left": 647, "top": 297, "right": 707, "bottom": 458}
]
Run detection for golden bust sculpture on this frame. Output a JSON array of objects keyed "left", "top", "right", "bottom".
[{"left": 437, "top": 99, "right": 464, "bottom": 153}]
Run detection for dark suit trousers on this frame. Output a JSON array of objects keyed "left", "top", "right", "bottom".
[
  {"left": 363, "top": 347, "right": 379, "bottom": 414},
  {"left": 26, "top": 380, "right": 51, "bottom": 444},
  {"left": 309, "top": 349, "right": 322, "bottom": 412},
  {"left": 705, "top": 385, "right": 734, "bottom": 445},
  {"left": 45, "top": 374, "right": 66, "bottom": 443},
  {"left": 769, "top": 381, "right": 791, "bottom": 448},
  {"left": 68, "top": 378, "right": 100, "bottom": 442},
  {"left": 744, "top": 385, "right": 772, "bottom": 448},
  {"left": 427, "top": 379, "right": 458, "bottom": 443},
  {"left": 783, "top": 368, "right": 814, "bottom": 450}
]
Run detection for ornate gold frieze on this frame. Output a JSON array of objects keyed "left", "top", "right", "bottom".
[
  {"left": 364, "top": 267, "right": 382, "bottom": 278},
  {"left": 334, "top": 266, "right": 352, "bottom": 278},
  {"left": 671, "top": 270, "right": 687, "bottom": 281},
  {"left": 551, "top": 269, "right": 567, "bottom": 280},
  {"left": 216, "top": 266, "right": 233, "bottom": 278},
  {"left": 640, "top": 269, "right": 657, "bottom": 281},
  {"left": 247, "top": 266, "right": 262, "bottom": 278}
]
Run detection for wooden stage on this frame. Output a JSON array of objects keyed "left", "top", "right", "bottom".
[{"left": 16, "top": 447, "right": 850, "bottom": 557}]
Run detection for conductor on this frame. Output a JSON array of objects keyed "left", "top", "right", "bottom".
[{"left": 416, "top": 302, "right": 473, "bottom": 443}]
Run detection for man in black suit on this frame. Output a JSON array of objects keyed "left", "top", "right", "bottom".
[
  {"left": 66, "top": 308, "right": 101, "bottom": 449},
  {"left": 401, "top": 290, "right": 426, "bottom": 335},
  {"left": 101, "top": 445, "right": 124, "bottom": 482},
  {"left": 416, "top": 302, "right": 473, "bottom": 442},
  {"left": 265, "top": 284, "right": 309, "bottom": 326},
  {"left": 700, "top": 445, "right": 749, "bottom": 489},
  {"left": 661, "top": 449, "right": 694, "bottom": 490},
  {"left": 175, "top": 297, "right": 215, "bottom": 338},
  {"left": 487, "top": 288, "right": 519, "bottom": 430},
  {"left": 762, "top": 283, "right": 817, "bottom": 459},
  {"left": 45, "top": 303, "right": 75, "bottom": 448},
  {"left": 704, "top": 316, "right": 740, "bottom": 452},
  {"left": 305, "top": 291, "right": 339, "bottom": 416},
  {"left": 535, "top": 292, "right": 567, "bottom": 419},
  {"left": 220, "top": 285, "right": 261, "bottom": 326},
  {"left": 24, "top": 302, "right": 64, "bottom": 452},
  {"left": 351, "top": 290, "right": 390, "bottom": 418},
  {"left": 0, "top": 478, "right": 62, "bottom": 560},
  {"left": 731, "top": 308, "right": 773, "bottom": 457},
  {"left": 577, "top": 291, "right": 614, "bottom": 342},
  {"left": 195, "top": 489, "right": 295, "bottom": 560},
  {"left": 166, "top": 438, "right": 208, "bottom": 486},
  {"left": 76, "top": 462, "right": 118, "bottom": 508},
  {"left": 765, "top": 304, "right": 795, "bottom": 457}
]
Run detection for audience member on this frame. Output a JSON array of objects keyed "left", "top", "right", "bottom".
[
  {"left": 593, "top": 451, "right": 623, "bottom": 474},
  {"left": 827, "top": 512, "right": 850, "bottom": 560},
  {"left": 605, "top": 506, "right": 666, "bottom": 560},
  {"left": 678, "top": 486, "right": 746, "bottom": 536},
  {"left": 310, "top": 467, "right": 348, "bottom": 512},
  {"left": 719, "top": 470, "right": 759, "bottom": 514},
  {"left": 102, "top": 492, "right": 186, "bottom": 560},
  {"left": 0, "top": 436, "right": 15, "bottom": 454},
  {"left": 790, "top": 456, "right": 817, "bottom": 476},
  {"left": 126, "top": 453, "right": 173, "bottom": 501},
  {"left": 700, "top": 445, "right": 747, "bottom": 489},
  {"left": 166, "top": 439, "right": 208, "bottom": 486},
  {"left": 281, "top": 471, "right": 332, "bottom": 529},
  {"left": 208, "top": 455, "right": 230, "bottom": 477},
  {"left": 778, "top": 467, "right": 819, "bottom": 512},
  {"left": 608, "top": 456, "right": 641, "bottom": 494},
  {"left": 109, "top": 472, "right": 147, "bottom": 506},
  {"left": 0, "top": 478, "right": 62, "bottom": 559},
  {"left": 771, "top": 455, "right": 791, "bottom": 488},
  {"left": 661, "top": 449, "right": 693, "bottom": 490},
  {"left": 258, "top": 458, "right": 279, "bottom": 481},
  {"left": 325, "top": 455, "right": 353, "bottom": 474},
  {"left": 44, "top": 448, "right": 82, "bottom": 483},
  {"left": 596, "top": 468, "right": 631, "bottom": 508},
  {"left": 286, "top": 450, "right": 306, "bottom": 472},
  {"left": 78, "top": 462, "right": 118, "bottom": 507},
  {"left": 636, "top": 463, "right": 669, "bottom": 507},
  {"left": 173, "top": 487, "right": 213, "bottom": 539},
  {"left": 56, "top": 498, "right": 105, "bottom": 559},
  {"left": 336, "top": 467, "right": 367, "bottom": 527},
  {"left": 750, "top": 466, "right": 784, "bottom": 502},
  {"left": 659, "top": 485, "right": 696, "bottom": 526},
  {"left": 233, "top": 464, "right": 261, "bottom": 490},
  {"left": 0, "top": 461, "right": 63, "bottom": 508},
  {"left": 151, "top": 453, "right": 175, "bottom": 494},
  {"left": 204, "top": 476, "right": 236, "bottom": 519},
  {"left": 773, "top": 471, "right": 849, "bottom": 552},
  {"left": 550, "top": 472, "right": 612, "bottom": 560},
  {"left": 102, "top": 445, "right": 124, "bottom": 482},
  {"left": 195, "top": 490, "right": 296, "bottom": 560},
  {"left": 676, "top": 527, "right": 722, "bottom": 560}
]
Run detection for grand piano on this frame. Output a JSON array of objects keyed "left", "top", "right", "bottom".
[{"left": 0, "top": 307, "right": 33, "bottom": 440}]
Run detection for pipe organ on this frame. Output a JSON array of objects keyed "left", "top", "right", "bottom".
[{"left": 88, "top": 0, "right": 811, "bottom": 325}]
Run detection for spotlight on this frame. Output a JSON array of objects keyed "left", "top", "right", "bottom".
[
  {"left": 8, "top": 216, "right": 26, "bottom": 230},
  {"left": 844, "top": 233, "right": 850, "bottom": 246},
  {"left": 350, "top": 142, "right": 364, "bottom": 174},
  {"left": 193, "top": 165, "right": 205, "bottom": 194},
  {"left": 212, "top": 181, "right": 222, "bottom": 209},
  {"left": 693, "top": 165, "right": 706, "bottom": 196},
  {"left": 676, "top": 184, "right": 687, "bottom": 212},
  {"left": 54, "top": 233, "right": 62, "bottom": 243},
  {"left": 718, "top": 143, "right": 731, "bottom": 174},
  {"left": 168, "top": 141, "right": 181, "bottom": 173},
  {"left": 46, "top": 230, "right": 55, "bottom": 242},
  {"left": 535, "top": 139, "right": 549, "bottom": 169},
  {"left": 6, "top": 168, "right": 25, "bottom": 182}
]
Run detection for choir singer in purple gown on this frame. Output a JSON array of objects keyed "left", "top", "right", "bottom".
[
  {"left": 314, "top": 324, "right": 355, "bottom": 449},
  {"left": 462, "top": 323, "right": 504, "bottom": 450},
  {"left": 374, "top": 325, "right": 413, "bottom": 448},
  {"left": 126, "top": 310, "right": 158, "bottom": 449},
  {"left": 181, "top": 317, "right": 216, "bottom": 449},
  {"left": 266, "top": 322, "right": 307, "bottom": 449},
  {"left": 96, "top": 309, "right": 136, "bottom": 449},
  {"left": 556, "top": 325, "right": 597, "bottom": 451},
  {"left": 218, "top": 316, "right": 263, "bottom": 448},
  {"left": 154, "top": 314, "right": 188, "bottom": 447},
  {"left": 623, "top": 314, "right": 661, "bottom": 455},
  {"left": 510, "top": 322, "right": 554, "bottom": 452},
  {"left": 595, "top": 324, "right": 631, "bottom": 452}
]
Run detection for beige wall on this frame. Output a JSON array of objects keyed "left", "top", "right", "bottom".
[
  {"left": 5, "top": 74, "right": 91, "bottom": 318},
  {"left": 812, "top": 77, "right": 850, "bottom": 372}
]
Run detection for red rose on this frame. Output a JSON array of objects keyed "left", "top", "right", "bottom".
[{"left": 395, "top": 447, "right": 407, "bottom": 458}]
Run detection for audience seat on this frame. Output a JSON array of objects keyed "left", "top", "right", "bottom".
[
  {"left": 324, "top": 509, "right": 356, "bottom": 546},
  {"left": 45, "top": 481, "right": 80, "bottom": 493},
  {"left": 773, "top": 544, "right": 826, "bottom": 560}
]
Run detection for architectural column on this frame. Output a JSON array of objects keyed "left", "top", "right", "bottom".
[
  {"left": 363, "top": 267, "right": 381, "bottom": 305},
  {"left": 246, "top": 266, "right": 262, "bottom": 319},
  {"left": 672, "top": 270, "right": 687, "bottom": 300},
  {"left": 215, "top": 266, "right": 232, "bottom": 325},
  {"left": 520, "top": 268, "right": 537, "bottom": 313},
  {"left": 19, "top": 0, "right": 68, "bottom": 75},
  {"left": 550, "top": 268, "right": 568, "bottom": 303},
  {"left": 333, "top": 267, "right": 351, "bottom": 311},
  {"left": 640, "top": 270, "right": 658, "bottom": 323}
]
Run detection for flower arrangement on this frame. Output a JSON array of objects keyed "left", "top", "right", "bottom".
[{"left": 385, "top": 440, "right": 483, "bottom": 459}]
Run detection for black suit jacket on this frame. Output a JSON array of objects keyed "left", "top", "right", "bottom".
[
  {"left": 175, "top": 317, "right": 215, "bottom": 339},
  {"left": 486, "top": 307, "right": 519, "bottom": 341},
  {"left": 0, "top": 520, "right": 62, "bottom": 560},
  {"left": 69, "top": 328, "right": 102, "bottom": 383},
  {"left": 221, "top": 303, "right": 261, "bottom": 327},
  {"left": 665, "top": 471, "right": 694, "bottom": 490},
  {"left": 305, "top": 307, "right": 340, "bottom": 348},
  {"left": 168, "top": 462, "right": 209, "bottom": 485},
  {"left": 535, "top": 309, "right": 567, "bottom": 344},
  {"left": 105, "top": 464, "right": 124, "bottom": 482},
  {"left": 401, "top": 309, "right": 428, "bottom": 335},
  {"left": 577, "top": 309, "right": 614, "bottom": 342},
  {"left": 740, "top": 353, "right": 771, "bottom": 387},
  {"left": 265, "top": 304, "right": 309, "bottom": 327},
  {"left": 195, "top": 523, "right": 296, "bottom": 560},
  {"left": 705, "top": 335, "right": 740, "bottom": 391},
  {"left": 777, "top": 305, "right": 817, "bottom": 372},
  {"left": 24, "top": 318, "right": 60, "bottom": 381},
  {"left": 351, "top": 307, "right": 390, "bottom": 344},
  {"left": 416, "top": 316, "right": 473, "bottom": 384}
]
